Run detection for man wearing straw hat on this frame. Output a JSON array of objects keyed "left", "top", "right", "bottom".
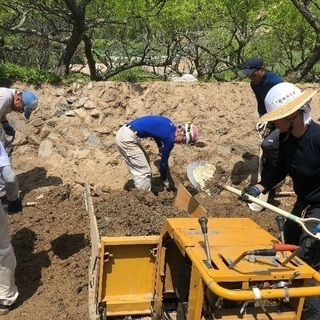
[{"left": 241, "top": 82, "right": 320, "bottom": 319}]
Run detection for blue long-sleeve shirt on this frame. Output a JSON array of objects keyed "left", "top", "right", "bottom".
[
  {"left": 128, "top": 116, "right": 176, "bottom": 180},
  {"left": 260, "top": 121, "right": 320, "bottom": 204},
  {"left": 251, "top": 71, "right": 283, "bottom": 116}
]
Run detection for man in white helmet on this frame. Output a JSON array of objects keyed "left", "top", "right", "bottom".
[
  {"left": 240, "top": 82, "right": 320, "bottom": 319},
  {"left": 116, "top": 115, "right": 199, "bottom": 191}
]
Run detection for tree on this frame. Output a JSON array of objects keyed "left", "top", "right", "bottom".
[
  {"left": 289, "top": 0, "right": 320, "bottom": 80},
  {"left": 0, "top": 0, "right": 107, "bottom": 79},
  {"left": 0, "top": 0, "right": 319, "bottom": 82}
]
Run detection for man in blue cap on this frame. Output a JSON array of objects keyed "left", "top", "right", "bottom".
[
  {"left": 0, "top": 88, "right": 38, "bottom": 198},
  {"left": 242, "top": 57, "right": 283, "bottom": 209},
  {"left": 0, "top": 89, "right": 38, "bottom": 119},
  {"left": 0, "top": 88, "right": 38, "bottom": 139}
]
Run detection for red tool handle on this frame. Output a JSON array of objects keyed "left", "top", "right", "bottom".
[{"left": 273, "top": 244, "right": 299, "bottom": 252}]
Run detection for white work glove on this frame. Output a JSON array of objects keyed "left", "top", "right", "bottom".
[
  {"left": 256, "top": 121, "right": 268, "bottom": 140},
  {"left": 163, "top": 179, "right": 170, "bottom": 188},
  {"left": 256, "top": 121, "right": 268, "bottom": 132}
]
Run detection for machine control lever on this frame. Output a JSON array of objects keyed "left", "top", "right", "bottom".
[
  {"left": 229, "top": 244, "right": 301, "bottom": 269},
  {"left": 276, "top": 215, "right": 287, "bottom": 258},
  {"left": 270, "top": 271, "right": 301, "bottom": 289},
  {"left": 251, "top": 249, "right": 277, "bottom": 256},
  {"left": 229, "top": 249, "right": 277, "bottom": 268},
  {"left": 198, "top": 216, "right": 213, "bottom": 268}
]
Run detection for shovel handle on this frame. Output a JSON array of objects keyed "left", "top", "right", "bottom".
[
  {"left": 224, "top": 185, "right": 320, "bottom": 240},
  {"left": 224, "top": 186, "right": 295, "bottom": 218}
]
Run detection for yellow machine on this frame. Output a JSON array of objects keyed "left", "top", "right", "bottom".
[{"left": 86, "top": 184, "right": 320, "bottom": 320}]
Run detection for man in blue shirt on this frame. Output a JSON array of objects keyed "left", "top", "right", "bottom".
[
  {"left": 116, "top": 115, "right": 199, "bottom": 191},
  {"left": 0, "top": 88, "right": 39, "bottom": 198}
]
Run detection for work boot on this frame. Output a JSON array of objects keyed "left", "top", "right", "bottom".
[
  {"left": 0, "top": 194, "right": 7, "bottom": 206},
  {"left": 0, "top": 304, "right": 10, "bottom": 315}
]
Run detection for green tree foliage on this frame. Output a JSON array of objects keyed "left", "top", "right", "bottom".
[
  {"left": 0, "top": 63, "right": 61, "bottom": 86},
  {"left": 0, "top": 0, "right": 320, "bottom": 82}
]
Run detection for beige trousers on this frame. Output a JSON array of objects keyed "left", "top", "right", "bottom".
[
  {"left": 0, "top": 205, "right": 18, "bottom": 306},
  {"left": 116, "top": 125, "right": 152, "bottom": 190}
]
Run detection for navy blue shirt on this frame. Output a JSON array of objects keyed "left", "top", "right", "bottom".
[
  {"left": 261, "top": 121, "right": 320, "bottom": 204},
  {"left": 251, "top": 71, "right": 283, "bottom": 116},
  {"left": 129, "top": 116, "right": 177, "bottom": 180}
]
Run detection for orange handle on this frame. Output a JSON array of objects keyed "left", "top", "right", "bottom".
[{"left": 273, "top": 244, "right": 299, "bottom": 252}]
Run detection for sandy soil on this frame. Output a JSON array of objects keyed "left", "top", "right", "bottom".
[{"left": 2, "top": 80, "right": 320, "bottom": 320}]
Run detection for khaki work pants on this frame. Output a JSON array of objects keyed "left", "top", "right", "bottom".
[
  {"left": 0, "top": 205, "right": 18, "bottom": 306},
  {"left": 116, "top": 125, "right": 152, "bottom": 190}
]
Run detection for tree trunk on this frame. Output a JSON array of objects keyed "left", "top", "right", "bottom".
[
  {"left": 297, "top": 36, "right": 320, "bottom": 80},
  {"left": 83, "top": 34, "right": 101, "bottom": 81}
]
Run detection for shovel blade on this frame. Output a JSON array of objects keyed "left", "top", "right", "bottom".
[
  {"left": 187, "top": 160, "right": 209, "bottom": 191},
  {"left": 174, "top": 184, "right": 207, "bottom": 217}
]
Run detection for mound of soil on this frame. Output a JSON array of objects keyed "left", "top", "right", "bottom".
[{"left": 4, "top": 80, "right": 319, "bottom": 319}]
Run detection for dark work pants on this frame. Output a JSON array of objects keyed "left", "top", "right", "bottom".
[
  {"left": 284, "top": 201, "right": 320, "bottom": 320},
  {"left": 260, "top": 128, "right": 279, "bottom": 180}
]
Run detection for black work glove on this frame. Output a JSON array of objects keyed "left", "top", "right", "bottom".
[
  {"left": 241, "top": 186, "right": 261, "bottom": 203},
  {"left": 7, "top": 198, "right": 22, "bottom": 214},
  {"left": 2, "top": 121, "right": 15, "bottom": 139}
]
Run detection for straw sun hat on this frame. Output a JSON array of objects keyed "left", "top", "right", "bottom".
[{"left": 260, "top": 82, "right": 317, "bottom": 122}]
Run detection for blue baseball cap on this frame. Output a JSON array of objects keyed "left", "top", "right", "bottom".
[
  {"left": 21, "top": 91, "right": 38, "bottom": 119},
  {"left": 242, "top": 57, "right": 264, "bottom": 75}
]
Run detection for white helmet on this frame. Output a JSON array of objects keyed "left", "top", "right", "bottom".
[
  {"left": 185, "top": 122, "right": 199, "bottom": 144},
  {"left": 260, "top": 82, "right": 317, "bottom": 122}
]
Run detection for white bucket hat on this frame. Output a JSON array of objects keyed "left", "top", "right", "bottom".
[{"left": 260, "top": 82, "right": 317, "bottom": 122}]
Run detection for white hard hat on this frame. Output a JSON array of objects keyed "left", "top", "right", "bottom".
[{"left": 260, "top": 82, "right": 317, "bottom": 122}]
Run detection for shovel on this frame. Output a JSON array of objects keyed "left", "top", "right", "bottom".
[
  {"left": 187, "top": 160, "right": 212, "bottom": 194},
  {"left": 187, "top": 161, "right": 320, "bottom": 240},
  {"left": 186, "top": 160, "right": 228, "bottom": 196}
]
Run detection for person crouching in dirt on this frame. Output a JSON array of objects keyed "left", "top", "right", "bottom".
[
  {"left": 240, "top": 82, "right": 320, "bottom": 320},
  {"left": 116, "top": 115, "right": 199, "bottom": 191},
  {"left": 0, "top": 88, "right": 38, "bottom": 198},
  {"left": 0, "top": 88, "right": 39, "bottom": 140},
  {"left": 0, "top": 140, "right": 22, "bottom": 315}
]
